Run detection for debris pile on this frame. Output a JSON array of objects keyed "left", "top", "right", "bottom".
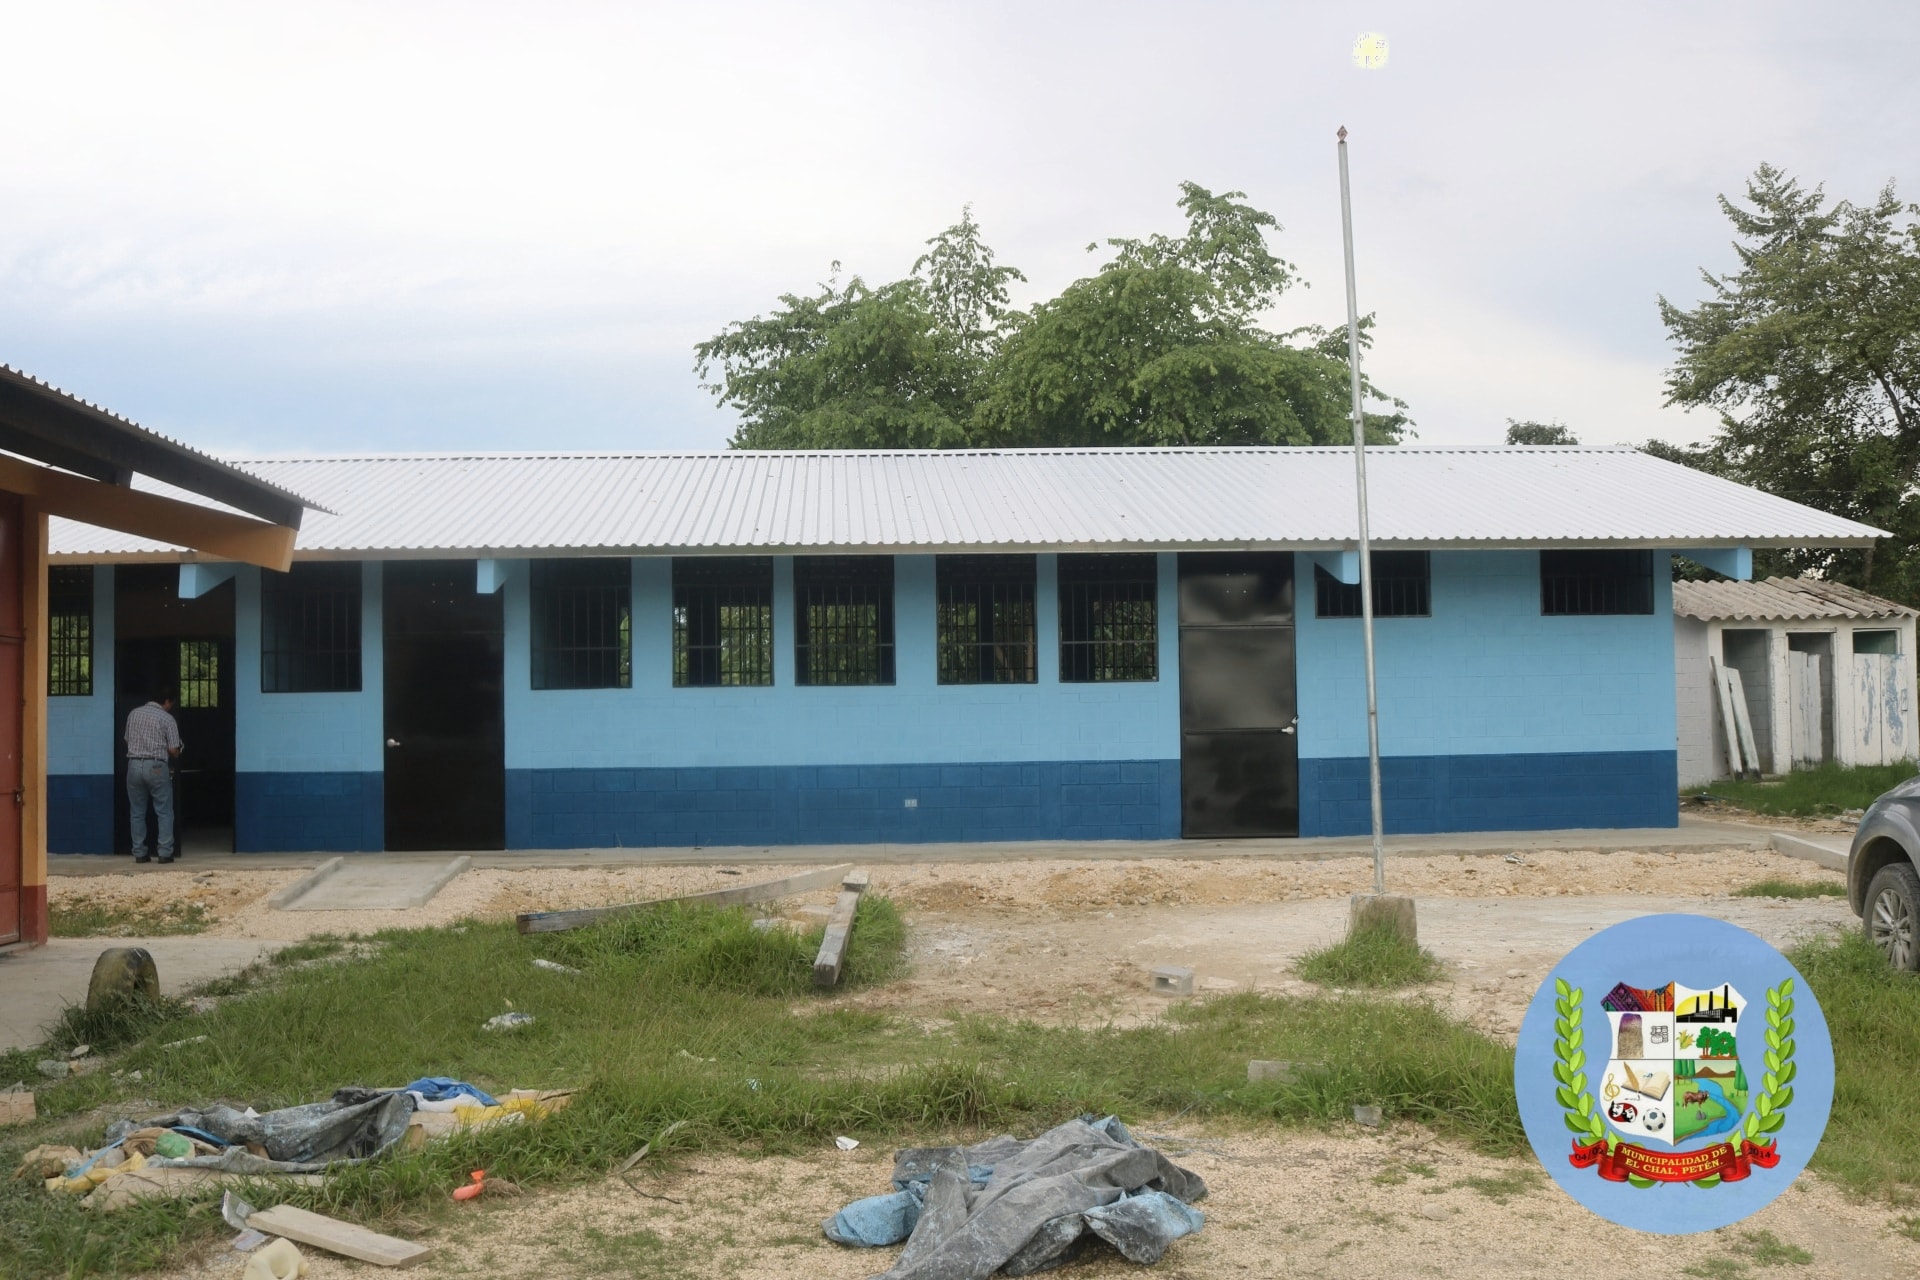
[{"left": 825, "top": 1116, "right": 1206, "bottom": 1278}]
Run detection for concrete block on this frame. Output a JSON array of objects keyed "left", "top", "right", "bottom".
[
  {"left": 1150, "top": 965, "right": 1194, "bottom": 997},
  {"left": 1353, "top": 1104, "right": 1384, "bottom": 1127},
  {"left": 1349, "top": 892, "right": 1418, "bottom": 945}
]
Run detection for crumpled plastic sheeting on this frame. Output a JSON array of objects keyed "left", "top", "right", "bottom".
[
  {"left": 106, "top": 1089, "right": 415, "bottom": 1175},
  {"left": 827, "top": 1117, "right": 1206, "bottom": 1279},
  {"left": 825, "top": 1183, "right": 928, "bottom": 1247}
]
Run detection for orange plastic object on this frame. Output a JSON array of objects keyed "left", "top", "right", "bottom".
[{"left": 453, "top": 1170, "right": 486, "bottom": 1201}]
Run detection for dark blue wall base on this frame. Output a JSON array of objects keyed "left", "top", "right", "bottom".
[
  {"left": 506, "top": 760, "right": 1183, "bottom": 849},
  {"left": 49, "top": 774, "right": 115, "bottom": 854},
  {"left": 236, "top": 773, "right": 384, "bottom": 852},
  {"left": 1297, "top": 750, "right": 1679, "bottom": 836}
]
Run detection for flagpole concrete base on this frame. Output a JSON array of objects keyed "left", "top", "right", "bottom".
[{"left": 1348, "top": 892, "right": 1417, "bottom": 944}]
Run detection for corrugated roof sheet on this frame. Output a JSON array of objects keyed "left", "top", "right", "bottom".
[
  {"left": 48, "top": 446, "right": 1888, "bottom": 560},
  {"left": 1673, "top": 576, "right": 1917, "bottom": 622}
]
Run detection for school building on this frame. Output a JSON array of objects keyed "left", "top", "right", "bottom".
[{"left": 46, "top": 446, "right": 1883, "bottom": 855}]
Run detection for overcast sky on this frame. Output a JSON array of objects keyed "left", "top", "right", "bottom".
[{"left": 2, "top": 2, "right": 1914, "bottom": 457}]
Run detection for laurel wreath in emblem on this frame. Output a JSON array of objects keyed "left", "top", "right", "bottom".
[{"left": 1551, "top": 976, "right": 1795, "bottom": 1189}]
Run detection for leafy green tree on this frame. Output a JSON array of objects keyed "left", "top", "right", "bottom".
[
  {"left": 698, "top": 185, "right": 1409, "bottom": 451},
  {"left": 1660, "top": 164, "right": 1920, "bottom": 601},
  {"left": 1505, "top": 419, "right": 1579, "bottom": 445}
]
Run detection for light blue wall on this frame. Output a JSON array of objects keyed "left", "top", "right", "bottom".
[
  {"left": 1294, "top": 550, "right": 1678, "bottom": 760},
  {"left": 502, "top": 553, "right": 1181, "bottom": 770},
  {"left": 47, "top": 565, "right": 115, "bottom": 775},
  {"left": 234, "top": 562, "right": 385, "bottom": 773}
]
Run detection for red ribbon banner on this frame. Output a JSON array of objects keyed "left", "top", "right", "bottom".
[{"left": 1569, "top": 1137, "right": 1780, "bottom": 1184}]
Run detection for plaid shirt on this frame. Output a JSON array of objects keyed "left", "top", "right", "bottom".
[{"left": 124, "top": 703, "right": 182, "bottom": 759}]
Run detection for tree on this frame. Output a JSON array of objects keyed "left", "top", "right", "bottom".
[
  {"left": 1660, "top": 164, "right": 1920, "bottom": 602},
  {"left": 1505, "top": 419, "right": 1579, "bottom": 446},
  {"left": 698, "top": 185, "right": 1410, "bottom": 450}
]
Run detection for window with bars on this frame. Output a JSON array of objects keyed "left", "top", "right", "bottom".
[
  {"left": 936, "top": 555, "right": 1037, "bottom": 685},
  {"left": 532, "top": 559, "right": 632, "bottom": 690},
  {"left": 1540, "top": 549, "right": 1655, "bottom": 616},
  {"left": 1059, "top": 553, "right": 1158, "bottom": 682},
  {"left": 674, "top": 557, "right": 774, "bottom": 687},
  {"left": 795, "top": 556, "right": 894, "bottom": 686},
  {"left": 178, "top": 640, "right": 220, "bottom": 708},
  {"left": 262, "top": 562, "right": 363, "bottom": 692},
  {"left": 49, "top": 566, "right": 93, "bottom": 696},
  {"left": 1315, "top": 551, "right": 1432, "bottom": 618}
]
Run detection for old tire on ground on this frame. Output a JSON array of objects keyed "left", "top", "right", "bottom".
[
  {"left": 1864, "top": 862, "right": 1920, "bottom": 972},
  {"left": 86, "top": 946, "right": 161, "bottom": 1009}
]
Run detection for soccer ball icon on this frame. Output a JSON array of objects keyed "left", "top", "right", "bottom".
[{"left": 1642, "top": 1107, "right": 1666, "bottom": 1132}]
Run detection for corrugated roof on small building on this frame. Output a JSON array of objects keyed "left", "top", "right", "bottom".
[
  {"left": 1672, "top": 576, "right": 1917, "bottom": 622},
  {"left": 49, "top": 445, "right": 1889, "bottom": 561}
]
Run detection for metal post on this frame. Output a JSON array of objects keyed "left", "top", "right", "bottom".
[{"left": 1337, "top": 126, "right": 1386, "bottom": 896}]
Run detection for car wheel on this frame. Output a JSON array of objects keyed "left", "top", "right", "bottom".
[{"left": 1864, "top": 862, "right": 1920, "bottom": 972}]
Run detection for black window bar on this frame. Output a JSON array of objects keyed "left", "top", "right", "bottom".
[
  {"left": 532, "top": 559, "right": 632, "bottom": 690},
  {"left": 937, "top": 555, "right": 1037, "bottom": 685},
  {"left": 1059, "top": 553, "right": 1158, "bottom": 682},
  {"left": 48, "top": 566, "right": 93, "bottom": 696},
  {"left": 1315, "top": 550, "right": 1432, "bottom": 618},
  {"left": 261, "top": 561, "right": 363, "bottom": 693},
  {"left": 178, "top": 640, "right": 220, "bottom": 708},
  {"left": 1540, "top": 549, "right": 1655, "bottom": 616},
  {"left": 674, "top": 557, "right": 774, "bottom": 687},
  {"left": 795, "top": 555, "right": 895, "bottom": 686}
]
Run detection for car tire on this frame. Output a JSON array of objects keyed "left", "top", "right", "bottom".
[{"left": 1864, "top": 861, "right": 1920, "bottom": 972}]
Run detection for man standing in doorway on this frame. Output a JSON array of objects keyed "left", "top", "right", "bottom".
[{"left": 125, "top": 689, "right": 183, "bottom": 864}]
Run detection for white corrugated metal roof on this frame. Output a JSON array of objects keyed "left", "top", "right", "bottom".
[
  {"left": 49, "top": 446, "right": 1887, "bottom": 560},
  {"left": 1673, "top": 576, "right": 1916, "bottom": 622}
]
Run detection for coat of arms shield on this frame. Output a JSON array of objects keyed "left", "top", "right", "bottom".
[{"left": 1599, "top": 980, "right": 1748, "bottom": 1149}]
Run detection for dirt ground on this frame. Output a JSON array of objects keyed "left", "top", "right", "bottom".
[{"left": 58, "top": 847, "right": 1912, "bottom": 1280}]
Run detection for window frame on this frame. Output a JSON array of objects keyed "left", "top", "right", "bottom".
[
  {"left": 530, "top": 558, "right": 633, "bottom": 691},
  {"left": 48, "top": 566, "right": 93, "bottom": 697},
  {"left": 794, "top": 555, "right": 896, "bottom": 687},
  {"left": 936, "top": 554, "right": 1038, "bottom": 686},
  {"left": 260, "top": 561, "right": 364, "bottom": 694},
  {"left": 1058, "top": 552, "right": 1159, "bottom": 683},
  {"left": 1313, "top": 550, "right": 1432, "bottom": 619},
  {"left": 673, "top": 556, "right": 775, "bottom": 688},
  {"left": 1539, "top": 549, "right": 1656, "bottom": 616}
]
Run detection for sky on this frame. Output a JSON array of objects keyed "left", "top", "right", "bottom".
[{"left": 2, "top": 2, "right": 1916, "bottom": 457}]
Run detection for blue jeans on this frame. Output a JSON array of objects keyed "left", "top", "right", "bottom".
[{"left": 127, "top": 759, "right": 175, "bottom": 861}]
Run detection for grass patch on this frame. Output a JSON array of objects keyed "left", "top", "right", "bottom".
[
  {"left": 0, "top": 895, "right": 1520, "bottom": 1279},
  {"left": 43, "top": 991, "right": 190, "bottom": 1055},
  {"left": 1789, "top": 929, "right": 1920, "bottom": 1203},
  {"left": 1296, "top": 926, "right": 1443, "bottom": 989},
  {"left": 1733, "top": 1229, "right": 1813, "bottom": 1266},
  {"left": 1452, "top": 1169, "right": 1543, "bottom": 1204},
  {"left": 1731, "top": 879, "right": 1845, "bottom": 899},
  {"left": 1683, "top": 1260, "right": 1750, "bottom": 1280},
  {"left": 48, "top": 898, "right": 209, "bottom": 937},
  {"left": 1704, "top": 761, "right": 1917, "bottom": 817}
]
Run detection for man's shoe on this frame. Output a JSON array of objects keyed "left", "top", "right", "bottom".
[
  {"left": 134, "top": 856, "right": 151, "bottom": 864},
  {"left": 157, "top": 857, "right": 175, "bottom": 865}
]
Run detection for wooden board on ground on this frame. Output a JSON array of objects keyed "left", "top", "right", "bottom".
[
  {"left": 1710, "top": 657, "right": 1752, "bottom": 778},
  {"left": 247, "top": 1204, "right": 432, "bottom": 1268},
  {"left": 1726, "top": 666, "right": 1763, "bottom": 779},
  {"left": 812, "top": 870, "right": 870, "bottom": 988},
  {"left": 516, "top": 864, "right": 855, "bottom": 934}
]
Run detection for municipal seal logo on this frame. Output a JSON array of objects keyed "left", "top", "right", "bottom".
[{"left": 1517, "top": 915, "right": 1831, "bottom": 1233}]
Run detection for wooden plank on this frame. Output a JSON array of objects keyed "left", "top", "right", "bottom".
[
  {"left": 1710, "top": 657, "right": 1747, "bottom": 778},
  {"left": 516, "top": 863, "right": 854, "bottom": 934},
  {"left": 1726, "top": 667, "right": 1763, "bottom": 779},
  {"left": 246, "top": 1204, "right": 432, "bottom": 1268},
  {"left": 812, "top": 870, "right": 870, "bottom": 988}
]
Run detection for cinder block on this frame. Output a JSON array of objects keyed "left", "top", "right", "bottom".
[
  {"left": 1150, "top": 965, "right": 1194, "bottom": 997},
  {"left": 1349, "top": 893, "right": 1418, "bottom": 945}
]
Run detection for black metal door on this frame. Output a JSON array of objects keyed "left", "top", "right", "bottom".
[
  {"left": 384, "top": 561, "right": 505, "bottom": 851},
  {"left": 1178, "top": 552, "right": 1298, "bottom": 837}
]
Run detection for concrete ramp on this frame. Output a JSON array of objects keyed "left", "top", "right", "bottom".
[{"left": 272, "top": 856, "right": 470, "bottom": 912}]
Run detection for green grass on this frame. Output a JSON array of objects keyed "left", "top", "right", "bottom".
[
  {"left": 1731, "top": 878, "right": 1845, "bottom": 899},
  {"left": 1789, "top": 929, "right": 1920, "bottom": 1202},
  {"left": 1733, "top": 1229, "right": 1813, "bottom": 1266},
  {"left": 1296, "top": 925, "right": 1443, "bottom": 989},
  {"left": 0, "top": 894, "right": 1518, "bottom": 1279},
  {"left": 48, "top": 898, "right": 209, "bottom": 937},
  {"left": 1704, "top": 761, "right": 1918, "bottom": 817}
]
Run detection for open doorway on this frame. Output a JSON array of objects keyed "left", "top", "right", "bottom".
[
  {"left": 112, "top": 565, "right": 236, "bottom": 857},
  {"left": 1720, "top": 629, "right": 1774, "bottom": 774},
  {"left": 1784, "top": 632, "right": 1835, "bottom": 768}
]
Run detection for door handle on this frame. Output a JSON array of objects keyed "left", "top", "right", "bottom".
[
  {"left": 1280, "top": 717, "right": 1297, "bottom": 736},
  {"left": 386, "top": 738, "right": 402, "bottom": 748}
]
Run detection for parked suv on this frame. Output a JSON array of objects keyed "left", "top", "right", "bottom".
[{"left": 1849, "top": 778, "right": 1920, "bottom": 970}]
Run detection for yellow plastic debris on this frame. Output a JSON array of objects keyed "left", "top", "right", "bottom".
[{"left": 242, "top": 1237, "right": 308, "bottom": 1280}]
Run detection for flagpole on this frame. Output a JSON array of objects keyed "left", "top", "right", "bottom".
[{"left": 1337, "top": 125, "right": 1386, "bottom": 897}]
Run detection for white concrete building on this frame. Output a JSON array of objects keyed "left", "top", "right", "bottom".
[{"left": 1674, "top": 577, "right": 1918, "bottom": 787}]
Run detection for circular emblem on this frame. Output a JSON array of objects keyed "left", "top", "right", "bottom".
[
  {"left": 1515, "top": 914, "right": 1833, "bottom": 1234},
  {"left": 1351, "top": 32, "right": 1389, "bottom": 70}
]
